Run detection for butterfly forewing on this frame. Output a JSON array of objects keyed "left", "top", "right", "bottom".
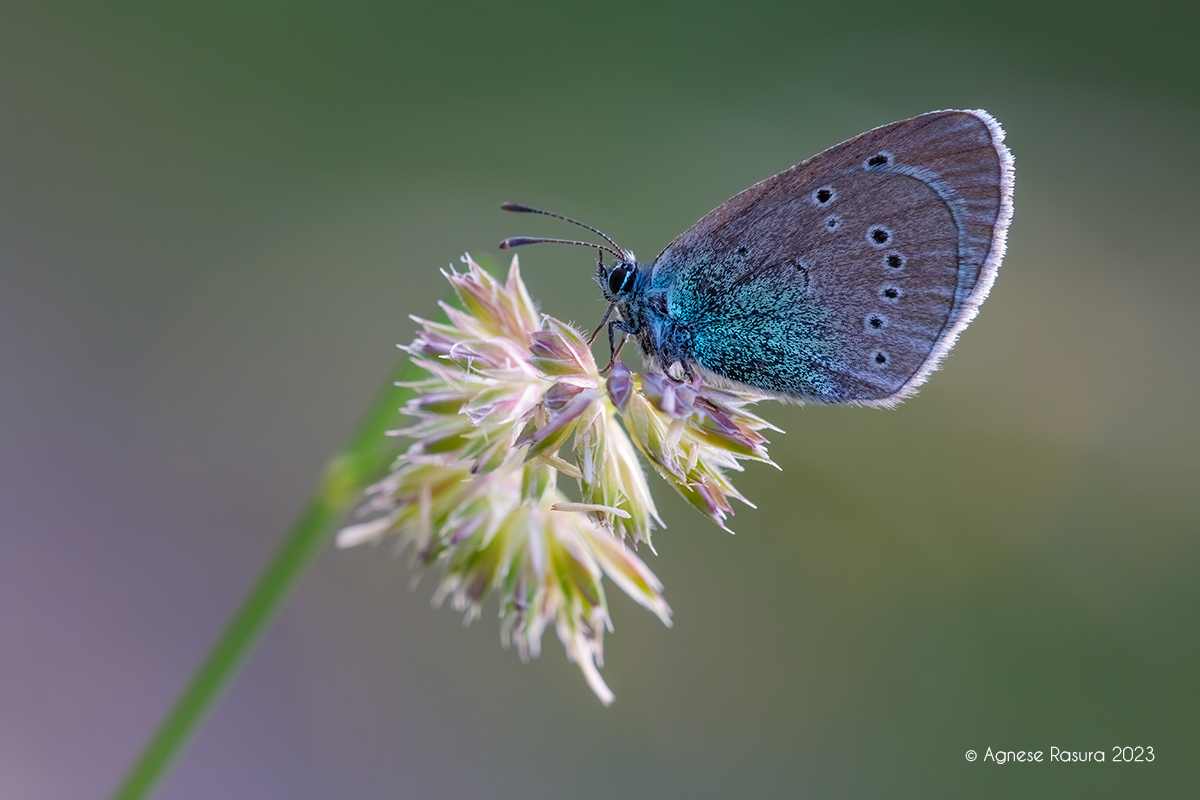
[{"left": 651, "top": 109, "right": 1012, "bottom": 406}]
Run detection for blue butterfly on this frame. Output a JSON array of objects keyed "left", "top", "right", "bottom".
[{"left": 501, "top": 109, "right": 1013, "bottom": 407}]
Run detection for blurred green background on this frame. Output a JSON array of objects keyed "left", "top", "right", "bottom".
[{"left": 2, "top": 1, "right": 1197, "bottom": 798}]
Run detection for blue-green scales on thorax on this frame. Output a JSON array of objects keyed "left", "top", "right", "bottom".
[{"left": 637, "top": 250, "right": 843, "bottom": 401}]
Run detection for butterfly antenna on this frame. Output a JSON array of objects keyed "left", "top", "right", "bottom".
[
  {"left": 498, "top": 236, "right": 626, "bottom": 261},
  {"left": 500, "top": 202, "right": 634, "bottom": 261}
]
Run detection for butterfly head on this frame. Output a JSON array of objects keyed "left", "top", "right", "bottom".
[
  {"left": 500, "top": 202, "right": 654, "bottom": 368},
  {"left": 499, "top": 201, "right": 647, "bottom": 310},
  {"left": 598, "top": 259, "right": 641, "bottom": 300}
]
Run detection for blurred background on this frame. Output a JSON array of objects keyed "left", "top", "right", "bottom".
[{"left": 2, "top": 1, "right": 1197, "bottom": 797}]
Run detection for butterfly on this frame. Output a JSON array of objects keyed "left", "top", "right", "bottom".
[{"left": 501, "top": 109, "right": 1013, "bottom": 407}]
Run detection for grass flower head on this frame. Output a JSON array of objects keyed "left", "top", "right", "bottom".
[{"left": 338, "top": 254, "right": 777, "bottom": 703}]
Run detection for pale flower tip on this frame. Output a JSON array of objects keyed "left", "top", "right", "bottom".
[
  {"left": 336, "top": 518, "right": 392, "bottom": 548},
  {"left": 584, "top": 525, "right": 672, "bottom": 627},
  {"left": 565, "top": 634, "right": 616, "bottom": 706},
  {"left": 543, "top": 454, "right": 583, "bottom": 480},
  {"left": 504, "top": 253, "right": 522, "bottom": 288},
  {"left": 586, "top": 668, "right": 616, "bottom": 706},
  {"left": 551, "top": 502, "right": 632, "bottom": 520}
]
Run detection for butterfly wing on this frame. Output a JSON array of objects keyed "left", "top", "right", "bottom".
[{"left": 649, "top": 109, "right": 1013, "bottom": 406}]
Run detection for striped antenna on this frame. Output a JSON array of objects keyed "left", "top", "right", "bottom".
[{"left": 500, "top": 202, "right": 634, "bottom": 262}]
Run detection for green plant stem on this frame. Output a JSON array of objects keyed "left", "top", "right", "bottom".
[{"left": 111, "top": 360, "right": 419, "bottom": 800}]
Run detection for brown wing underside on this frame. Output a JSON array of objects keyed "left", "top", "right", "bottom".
[{"left": 652, "top": 109, "right": 1012, "bottom": 404}]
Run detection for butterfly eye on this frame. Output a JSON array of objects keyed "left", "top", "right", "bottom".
[{"left": 608, "top": 265, "right": 631, "bottom": 294}]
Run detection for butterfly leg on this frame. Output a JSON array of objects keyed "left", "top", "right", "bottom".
[
  {"left": 588, "top": 302, "right": 616, "bottom": 346},
  {"left": 600, "top": 319, "right": 633, "bottom": 373},
  {"left": 665, "top": 360, "right": 695, "bottom": 384}
]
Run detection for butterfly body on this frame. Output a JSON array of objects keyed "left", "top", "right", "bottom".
[{"left": 506, "top": 109, "right": 1013, "bottom": 407}]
